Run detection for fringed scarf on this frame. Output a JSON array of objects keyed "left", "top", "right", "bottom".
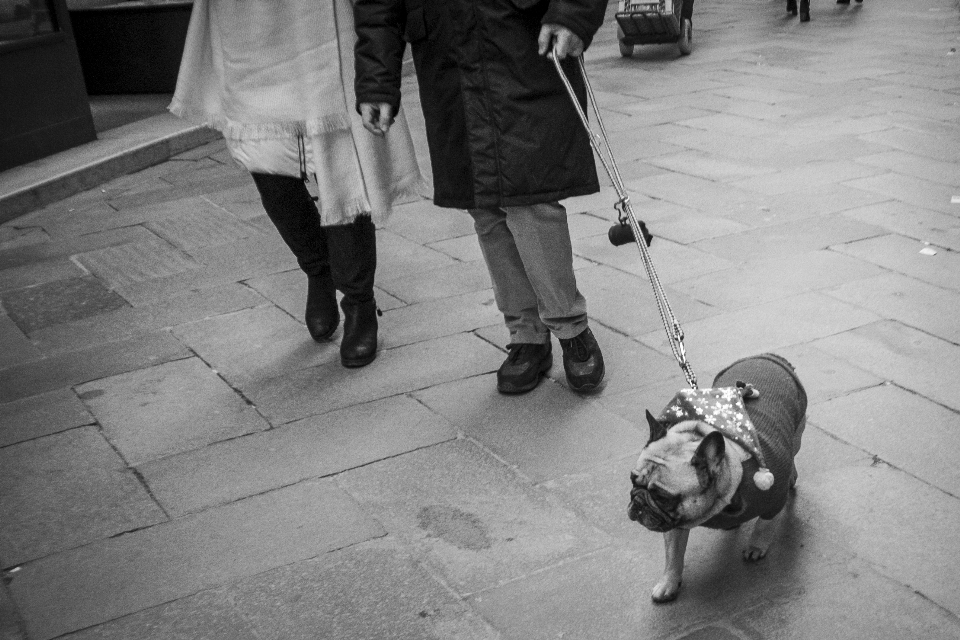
[{"left": 169, "top": 0, "right": 351, "bottom": 139}]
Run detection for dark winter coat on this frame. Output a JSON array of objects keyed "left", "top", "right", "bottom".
[{"left": 354, "top": 0, "right": 609, "bottom": 209}]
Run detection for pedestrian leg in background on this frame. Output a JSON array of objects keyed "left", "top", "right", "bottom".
[
  {"left": 326, "top": 216, "right": 379, "bottom": 368},
  {"left": 251, "top": 173, "right": 340, "bottom": 342}
]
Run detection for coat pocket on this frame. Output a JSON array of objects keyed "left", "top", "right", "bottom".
[{"left": 403, "top": 7, "right": 427, "bottom": 43}]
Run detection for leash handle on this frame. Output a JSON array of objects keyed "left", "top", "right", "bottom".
[{"left": 550, "top": 51, "right": 698, "bottom": 389}]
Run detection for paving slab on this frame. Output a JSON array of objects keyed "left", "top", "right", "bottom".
[
  {"left": 144, "top": 205, "right": 259, "bottom": 253},
  {"left": 775, "top": 343, "right": 884, "bottom": 403},
  {"left": 172, "top": 305, "right": 340, "bottom": 386},
  {"left": 73, "top": 234, "right": 200, "bottom": 290},
  {"left": 241, "top": 333, "right": 504, "bottom": 425},
  {"left": 846, "top": 171, "right": 957, "bottom": 215},
  {"left": 75, "top": 357, "right": 269, "bottom": 465},
  {"left": 382, "top": 198, "right": 477, "bottom": 245},
  {"left": 337, "top": 439, "right": 610, "bottom": 595},
  {"left": 811, "top": 383, "right": 960, "bottom": 496},
  {"left": 0, "top": 332, "right": 191, "bottom": 404},
  {"left": 574, "top": 264, "right": 718, "bottom": 338},
  {"left": 812, "top": 320, "right": 960, "bottom": 412},
  {"left": 0, "top": 258, "right": 85, "bottom": 295},
  {"left": 138, "top": 394, "right": 457, "bottom": 516},
  {"left": 377, "top": 259, "right": 493, "bottom": 304},
  {"left": 109, "top": 233, "right": 296, "bottom": 306},
  {"left": 0, "top": 388, "right": 93, "bottom": 448},
  {"left": 0, "top": 275, "right": 129, "bottom": 334},
  {"left": 28, "top": 282, "right": 266, "bottom": 356},
  {"left": 0, "top": 315, "right": 39, "bottom": 371},
  {"left": 377, "top": 289, "right": 499, "bottom": 347},
  {"left": 226, "top": 538, "right": 498, "bottom": 640},
  {"left": 8, "top": 479, "right": 383, "bottom": 640},
  {"left": 691, "top": 214, "right": 886, "bottom": 264},
  {"left": 61, "top": 587, "right": 257, "bottom": 640},
  {"left": 638, "top": 292, "right": 880, "bottom": 371},
  {"left": 415, "top": 374, "right": 644, "bottom": 483},
  {"left": 0, "top": 225, "right": 157, "bottom": 271},
  {"left": 842, "top": 200, "right": 960, "bottom": 252},
  {"left": 0, "top": 426, "right": 165, "bottom": 566},
  {"left": 832, "top": 233, "right": 960, "bottom": 292},
  {"left": 798, "top": 464, "right": 960, "bottom": 616},
  {"left": 731, "top": 558, "right": 960, "bottom": 640},
  {"left": 671, "top": 249, "right": 884, "bottom": 310},
  {"left": 826, "top": 272, "right": 960, "bottom": 344}
]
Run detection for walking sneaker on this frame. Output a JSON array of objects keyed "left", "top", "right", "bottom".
[
  {"left": 497, "top": 342, "right": 553, "bottom": 394},
  {"left": 558, "top": 327, "right": 605, "bottom": 392}
]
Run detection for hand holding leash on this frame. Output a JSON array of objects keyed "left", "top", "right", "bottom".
[{"left": 539, "top": 24, "right": 584, "bottom": 59}]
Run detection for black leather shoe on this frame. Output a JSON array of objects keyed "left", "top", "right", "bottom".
[
  {"left": 497, "top": 342, "right": 552, "bottom": 394},
  {"left": 340, "top": 300, "right": 379, "bottom": 367},
  {"left": 558, "top": 327, "right": 605, "bottom": 392},
  {"left": 305, "top": 274, "right": 339, "bottom": 341}
]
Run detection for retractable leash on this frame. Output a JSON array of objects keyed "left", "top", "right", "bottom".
[{"left": 550, "top": 51, "right": 698, "bottom": 389}]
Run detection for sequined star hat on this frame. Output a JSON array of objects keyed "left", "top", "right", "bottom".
[{"left": 657, "top": 385, "right": 775, "bottom": 490}]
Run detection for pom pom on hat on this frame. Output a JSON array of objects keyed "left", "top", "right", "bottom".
[{"left": 753, "top": 468, "right": 775, "bottom": 491}]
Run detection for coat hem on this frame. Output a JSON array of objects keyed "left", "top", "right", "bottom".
[{"left": 431, "top": 183, "right": 601, "bottom": 211}]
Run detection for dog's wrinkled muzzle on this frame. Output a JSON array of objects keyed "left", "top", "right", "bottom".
[{"left": 628, "top": 485, "right": 681, "bottom": 532}]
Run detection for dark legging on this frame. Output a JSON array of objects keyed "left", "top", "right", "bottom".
[
  {"left": 250, "top": 173, "right": 376, "bottom": 305},
  {"left": 681, "top": 0, "right": 694, "bottom": 20}
]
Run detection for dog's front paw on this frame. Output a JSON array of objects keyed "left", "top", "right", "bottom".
[{"left": 651, "top": 576, "right": 682, "bottom": 603}]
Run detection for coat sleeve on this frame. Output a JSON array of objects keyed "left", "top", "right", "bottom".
[
  {"left": 542, "top": 0, "right": 610, "bottom": 51},
  {"left": 353, "top": 0, "right": 407, "bottom": 113}
]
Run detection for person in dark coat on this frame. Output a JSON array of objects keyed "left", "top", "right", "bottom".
[{"left": 354, "top": 0, "right": 610, "bottom": 394}]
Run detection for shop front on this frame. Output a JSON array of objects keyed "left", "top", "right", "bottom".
[{"left": 0, "top": 0, "right": 96, "bottom": 171}]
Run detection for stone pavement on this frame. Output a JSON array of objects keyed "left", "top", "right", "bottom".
[{"left": 2, "top": 0, "right": 960, "bottom": 638}]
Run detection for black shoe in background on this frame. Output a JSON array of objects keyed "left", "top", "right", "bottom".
[
  {"left": 558, "top": 327, "right": 605, "bottom": 392},
  {"left": 497, "top": 342, "right": 553, "bottom": 394}
]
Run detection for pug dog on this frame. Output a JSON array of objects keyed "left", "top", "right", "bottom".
[{"left": 627, "top": 353, "right": 807, "bottom": 603}]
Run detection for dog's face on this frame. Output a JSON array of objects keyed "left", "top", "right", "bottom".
[{"left": 627, "top": 411, "right": 727, "bottom": 532}]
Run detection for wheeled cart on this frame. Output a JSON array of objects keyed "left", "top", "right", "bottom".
[{"left": 616, "top": 0, "right": 693, "bottom": 57}]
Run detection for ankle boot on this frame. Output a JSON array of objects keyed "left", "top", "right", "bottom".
[
  {"left": 340, "top": 299, "right": 379, "bottom": 367},
  {"left": 305, "top": 274, "right": 339, "bottom": 341}
]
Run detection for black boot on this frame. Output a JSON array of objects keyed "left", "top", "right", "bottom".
[
  {"left": 340, "top": 299, "right": 379, "bottom": 367},
  {"left": 305, "top": 273, "right": 339, "bottom": 341},
  {"left": 326, "top": 216, "right": 378, "bottom": 367},
  {"left": 250, "top": 173, "right": 335, "bottom": 341}
]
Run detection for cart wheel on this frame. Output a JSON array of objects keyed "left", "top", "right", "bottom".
[
  {"left": 617, "top": 26, "right": 633, "bottom": 57},
  {"left": 678, "top": 18, "right": 692, "bottom": 55}
]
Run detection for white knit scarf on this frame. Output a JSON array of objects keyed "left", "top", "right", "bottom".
[{"left": 169, "top": 0, "right": 351, "bottom": 139}]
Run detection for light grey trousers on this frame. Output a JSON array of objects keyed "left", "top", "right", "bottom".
[{"left": 469, "top": 202, "right": 588, "bottom": 344}]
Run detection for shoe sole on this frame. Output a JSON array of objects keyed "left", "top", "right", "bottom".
[
  {"left": 567, "top": 362, "right": 606, "bottom": 393},
  {"left": 341, "top": 352, "right": 377, "bottom": 368},
  {"left": 497, "top": 354, "right": 553, "bottom": 394}
]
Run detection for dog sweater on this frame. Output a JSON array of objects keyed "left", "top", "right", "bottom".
[{"left": 701, "top": 354, "right": 807, "bottom": 528}]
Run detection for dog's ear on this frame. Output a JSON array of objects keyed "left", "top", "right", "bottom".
[
  {"left": 645, "top": 410, "right": 669, "bottom": 443},
  {"left": 691, "top": 431, "right": 725, "bottom": 489}
]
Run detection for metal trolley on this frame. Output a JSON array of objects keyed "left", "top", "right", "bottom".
[{"left": 615, "top": 0, "right": 693, "bottom": 57}]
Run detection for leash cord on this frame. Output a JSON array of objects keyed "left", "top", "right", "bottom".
[{"left": 550, "top": 52, "right": 697, "bottom": 388}]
